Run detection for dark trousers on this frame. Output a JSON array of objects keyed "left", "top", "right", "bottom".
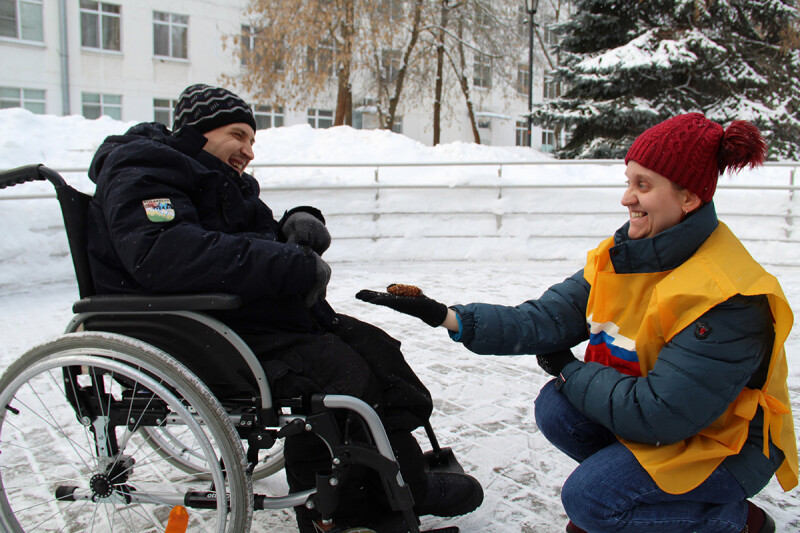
[{"left": 241, "top": 315, "right": 433, "bottom": 524}]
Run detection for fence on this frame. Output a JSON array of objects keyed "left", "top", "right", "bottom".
[{"left": 2, "top": 161, "right": 799, "bottom": 276}]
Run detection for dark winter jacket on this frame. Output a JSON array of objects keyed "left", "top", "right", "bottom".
[
  {"left": 86, "top": 122, "right": 322, "bottom": 334},
  {"left": 451, "top": 202, "right": 783, "bottom": 497}
]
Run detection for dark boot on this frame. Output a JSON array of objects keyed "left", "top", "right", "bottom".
[
  {"left": 566, "top": 520, "right": 587, "bottom": 533},
  {"left": 742, "top": 501, "right": 776, "bottom": 533},
  {"left": 415, "top": 472, "right": 483, "bottom": 518}
]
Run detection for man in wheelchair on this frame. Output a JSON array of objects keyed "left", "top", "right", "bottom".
[{"left": 83, "top": 83, "right": 483, "bottom": 531}]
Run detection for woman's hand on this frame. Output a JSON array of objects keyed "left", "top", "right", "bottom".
[
  {"left": 536, "top": 349, "right": 578, "bottom": 377},
  {"left": 356, "top": 284, "right": 448, "bottom": 327}
]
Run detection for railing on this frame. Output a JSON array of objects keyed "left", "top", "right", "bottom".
[{"left": 2, "top": 161, "right": 799, "bottom": 267}]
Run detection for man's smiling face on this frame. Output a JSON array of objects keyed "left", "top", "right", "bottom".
[{"left": 202, "top": 123, "right": 255, "bottom": 175}]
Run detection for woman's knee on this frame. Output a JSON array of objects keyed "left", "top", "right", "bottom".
[
  {"left": 561, "top": 463, "right": 615, "bottom": 531},
  {"left": 534, "top": 379, "right": 572, "bottom": 443}
]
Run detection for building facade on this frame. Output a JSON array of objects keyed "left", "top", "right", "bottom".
[{"left": 0, "top": 0, "right": 562, "bottom": 149}]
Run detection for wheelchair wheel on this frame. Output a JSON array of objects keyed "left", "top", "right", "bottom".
[
  {"left": 0, "top": 332, "right": 253, "bottom": 532},
  {"left": 141, "top": 426, "right": 285, "bottom": 481}
]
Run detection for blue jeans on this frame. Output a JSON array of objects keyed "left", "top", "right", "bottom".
[{"left": 534, "top": 380, "right": 749, "bottom": 532}]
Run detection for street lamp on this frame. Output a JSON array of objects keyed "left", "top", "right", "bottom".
[{"left": 524, "top": 0, "right": 539, "bottom": 148}]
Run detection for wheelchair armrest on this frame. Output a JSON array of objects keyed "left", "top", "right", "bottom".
[{"left": 72, "top": 293, "right": 242, "bottom": 314}]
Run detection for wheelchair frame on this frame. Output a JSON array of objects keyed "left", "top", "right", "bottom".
[{"left": 0, "top": 164, "right": 448, "bottom": 532}]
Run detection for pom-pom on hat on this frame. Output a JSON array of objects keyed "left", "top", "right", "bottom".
[
  {"left": 624, "top": 113, "right": 766, "bottom": 203},
  {"left": 172, "top": 84, "right": 256, "bottom": 135}
]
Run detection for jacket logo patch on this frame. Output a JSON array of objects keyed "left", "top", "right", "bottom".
[
  {"left": 143, "top": 198, "right": 175, "bottom": 222},
  {"left": 694, "top": 321, "right": 711, "bottom": 339}
]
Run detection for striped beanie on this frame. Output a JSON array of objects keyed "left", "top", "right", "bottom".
[
  {"left": 172, "top": 84, "right": 256, "bottom": 134},
  {"left": 625, "top": 113, "right": 766, "bottom": 203}
]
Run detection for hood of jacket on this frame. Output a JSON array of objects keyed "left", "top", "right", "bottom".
[{"left": 88, "top": 122, "right": 210, "bottom": 184}]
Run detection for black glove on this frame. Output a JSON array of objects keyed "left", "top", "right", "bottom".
[
  {"left": 303, "top": 251, "right": 331, "bottom": 307},
  {"left": 355, "top": 285, "right": 448, "bottom": 327},
  {"left": 282, "top": 211, "right": 331, "bottom": 255},
  {"left": 536, "top": 349, "right": 578, "bottom": 377}
]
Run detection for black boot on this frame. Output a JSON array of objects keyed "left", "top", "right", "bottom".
[
  {"left": 742, "top": 501, "right": 776, "bottom": 533},
  {"left": 414, "top": 472, "right": 483, "bottom": 518}
]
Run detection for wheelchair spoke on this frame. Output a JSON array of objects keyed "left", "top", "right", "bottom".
[
  {"left": 43, "top": 365, "right": 97, "bottom": 460},
  {"left": 19, "top": 378, "right": 97, "bottom": 472}
]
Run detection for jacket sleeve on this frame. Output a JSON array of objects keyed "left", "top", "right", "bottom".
[
  {"left": 95, "top": 142, "right": 316, "bottom": 299},
  {"left": 559, "top": 294, "right": 774, "bottom": 444},
  {"left": 451, "top": 269, "right": 591, "bottom": 354}
]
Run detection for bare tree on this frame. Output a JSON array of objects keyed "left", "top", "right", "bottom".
[
  {"left": 228, "top": 0, "right": 430, "bottom": 129},
  {"left": 227, "top": 0, "right": 528, "bottom": 145},
  {"left": 422, "top": 0, "right": 527, "bottom": 144},
  {"left": 226, "top": 0, "right": 368, "bottom": 125}
]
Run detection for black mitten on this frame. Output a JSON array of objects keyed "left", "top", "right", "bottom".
[
  {"left": 536, "top": 349, "right": 578, "bottom": 377},
  {"left": 303, "top": 251, "right": 331, "bottom": 307},
  {"left": 355, "top": 285, "right": 448, "bottom": 327}
]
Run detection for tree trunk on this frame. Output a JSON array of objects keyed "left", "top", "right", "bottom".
[
  {"left": 334, "top": 0, "right": 355, "bottom": 126},
  {"left": 386, "top": 0, "right": 424, "bottom": 131},
  {"left": 433, "top": 0, "right": 449, "bottom": 145},
  {"left": 456, "top": 18, "right": 480, "bottom": 144}
]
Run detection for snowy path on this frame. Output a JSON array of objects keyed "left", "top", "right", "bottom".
[{"left": 1, "top": 260, "right": 799, "bottom": 532}]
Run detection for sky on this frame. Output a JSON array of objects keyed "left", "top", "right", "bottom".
[{"left": 0, "top": 108, "right": 798, "bottom": 531}]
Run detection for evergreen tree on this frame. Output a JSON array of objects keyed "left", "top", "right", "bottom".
[{"left": 533, "top": 0, "right": 800, "bottom": 160}]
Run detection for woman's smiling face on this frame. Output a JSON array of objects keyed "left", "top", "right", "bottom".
[{"left": 621, "top": 161, "right": 701, "bottom": 240}]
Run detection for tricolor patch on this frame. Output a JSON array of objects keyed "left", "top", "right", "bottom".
[
  {"left": 143, "top": 198, "right": 175, "bottom": 223},
  {"left": 585, "top": 317, "right": 641, "bottom": 376}
]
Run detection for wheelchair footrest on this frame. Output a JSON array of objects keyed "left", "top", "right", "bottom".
[{"left": 423, "top": 448, "right": 464, "bottom": 474}]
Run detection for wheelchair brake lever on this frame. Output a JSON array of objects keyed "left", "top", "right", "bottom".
[{"left": 276, "top": 418, "right": 307, "bottom": 438}]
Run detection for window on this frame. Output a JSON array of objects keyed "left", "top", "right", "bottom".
[
  {"left": 82, "top": 92, "right": 121, "bottom": 120},
  {"left": 241, "top": 25, "right": 283, "bottom": 71},
  {"left": 474, "top": 7, "right": 492, "bottom": 33},
  {"left": 390, "top": 115, "right": 402, "bottom": 134},
  {"left": 516, "top": 5, "right": 528, "bottom": 37},
  {"left": 0, "top": 0, "right": 43, "bottom": 41},
  {"left": 541, "top": 129, "right": 556, "bottom": 152},
  {"left": 240, "top": 24, "right": 259, "bottom": 66},
  {"left": 80, "top": 1, "right": 120, "bottom": 51},
  {"left": 153, "top": 98, "right": 177, "bottom": 126},
  {"left": 381, "top": 48, "right": 401, "bottom": 84},
  {"left": 379, "top": 0, "right": 403, "bottom": 21},
  {"left": 473, "top": 54, "right": 492, "bottom": 89},
  {"left": 516, "top": 120, "right": 530, "bottom": 147},
  {"left": 517, "top": 63, "right": 530, "bottom": 95},
  {"left": 307, "top": 39, "right": 334, "bottom": 75},
  {"left": 544, "top": 73, "right": 561, "bottom": 100},
  {"left": 0, "top": 86, "right": 44, "bottom": 113},
  {"left": 253, "top": 105, "right": 284, "bottom": 130},
  {"left": 153, "top": 11, "right": 188, "bottom": 59},
  {"left": 307, "top": 108, "right": 333, "bottom": 129},
  {"left": 544, "top": 25, "right": 559, "bottom": 46}
]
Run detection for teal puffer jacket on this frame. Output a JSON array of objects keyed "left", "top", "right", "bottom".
[{"left": 451, "top": 202, "right": 783, "bottom": 497}]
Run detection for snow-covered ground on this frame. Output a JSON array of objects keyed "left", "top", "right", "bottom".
[{"left": 1, "top": 109, "right": 799, "bottom": 531}]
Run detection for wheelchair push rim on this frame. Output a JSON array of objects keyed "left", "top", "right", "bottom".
[
  {"left": 140, "top": 425, "right": 284, "bottom": 482},
  {"left": 0, "top": 333, "right": 252, "bottom": 533}
]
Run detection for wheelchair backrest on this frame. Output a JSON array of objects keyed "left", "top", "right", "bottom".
[{"left": 0, "top": 164, "right": 96, "bottom": 298}]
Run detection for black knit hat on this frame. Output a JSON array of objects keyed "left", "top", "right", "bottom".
[{"left": 172, "top": 84, "right": 256, "bottom": 134}]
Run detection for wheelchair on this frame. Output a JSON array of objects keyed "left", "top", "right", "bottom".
[{"left": 0, "top": 165, "right": 464, "bottom": 533}]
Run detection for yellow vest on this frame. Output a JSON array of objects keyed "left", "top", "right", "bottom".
[{"left": 583, "top": 222, "right": 798, "bottom": 494}]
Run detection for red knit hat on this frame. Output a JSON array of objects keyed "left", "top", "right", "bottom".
[{"left": 624, "top": 113, "right": 767, "bottom": 203}]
